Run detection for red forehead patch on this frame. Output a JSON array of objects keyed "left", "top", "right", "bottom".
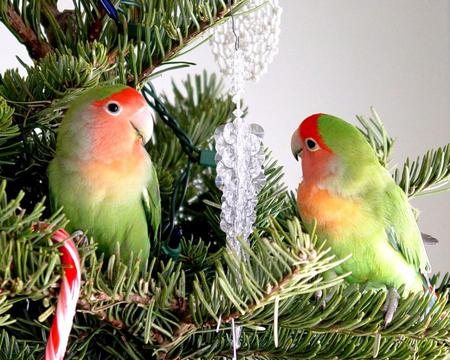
[
  {"left": 93, "top": 87, "right": 144, "bottom": 108},
  {"left": 299, "top": 113, "right": 331, "bottom": 152}
]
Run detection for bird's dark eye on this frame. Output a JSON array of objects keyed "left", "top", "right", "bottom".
[
  {"left": 305, "top": 138, "right": 319, "bottom": 151},
  {"left": 106, "top": 102, "right": 121, "bottom": 115}
]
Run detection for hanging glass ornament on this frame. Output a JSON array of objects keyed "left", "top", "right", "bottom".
[
  {"left": 214, "top": 50, "right": 266, "bottom": 257},
  {"left": 212, "top": 1, "right": 282, "bottom": 358},
  {"left": 213, "top": 0, "right": 282, "bottom": 258},
  {"left": 211, "top": 0, "right": 282, "bottom": 82}
]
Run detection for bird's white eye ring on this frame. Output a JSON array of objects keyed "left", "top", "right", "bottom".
[
  {"left": 305, "top": 137, "right": 320, "bottom": 151},
  {"left": 106, "top": 101, "right": 122, "bottom": 115}
]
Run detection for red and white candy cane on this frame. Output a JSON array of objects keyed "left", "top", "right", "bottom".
[{"left": 42, "top": 227, "right": 81, "bottom": 360}]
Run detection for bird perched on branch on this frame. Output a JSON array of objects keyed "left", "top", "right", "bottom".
[
  {"left": 49, "top": 85, "right": 161, "bottom": 263},
  {"left": 291, "top": 113, "right": 432, "bottom": 324}
]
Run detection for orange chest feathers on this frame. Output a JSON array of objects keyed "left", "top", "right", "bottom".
[
  {"left": 80, "top": 140, "right": 151, "bottom": 195},
  {"left": 297, "top": 183, "right": 364, "bottom": 234}
]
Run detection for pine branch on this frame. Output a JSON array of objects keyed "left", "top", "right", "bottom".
[
  {"left": 357, "top": 109, "right": 450, "bottom": 197},
  {"left": 394, "top": 144, "right": 450, "bottom": 198},
  {"left": 88, "top": 7, "right": 107, "bottom": 42},
  {"left": 106, "top": 0, "right": 247, "bottom": 85},
  {"left": 166, "top": 275, "right": 450, "bottom": 359},
  {"left": 0, "top": 179, "right": 449, "bottom": 359},
  {"left": 106, "top": 4, "right": 232, "bottom": 84},
  {"left": 0, "top": 3, "right": 51, "bottom": 59},
  {"left": 0, "top": 330, "right": 42, "bottom": 360},
  {"left": 178, "top": 327, "right": 450, "bottom": 360},
  {"left": 0, "top": 97, "right": 20, "bottom": 167},
  {"left": 356, "top": 107, "right": 394, "bottom": 168},
  {"left": 0, "top": 0, "right": 248, "bottom": 88},
  {"left": 135, "top": 7, "right": 228, "bottom": 84}
]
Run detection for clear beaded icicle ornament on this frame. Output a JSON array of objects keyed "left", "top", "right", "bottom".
[
  {"left": 212, "top": 1, "right": 282, "bottom": 358},
  {"left": 214, "top": 50, "right": 266, "bottom": 259}
]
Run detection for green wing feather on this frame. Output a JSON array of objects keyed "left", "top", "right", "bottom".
[
  {"left": 384, "top": 182, "right": 431, "bottom": 275},
  {"left": 143, "top": 162, "right": 161, "bottom": 243}
]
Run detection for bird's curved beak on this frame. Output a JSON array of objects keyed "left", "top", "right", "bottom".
[
  {"left": 131, "top": 105, "right": 154, "bottom": 144},
  {"left": 291, "top": 129, "right": 302, "bottom": 161}
]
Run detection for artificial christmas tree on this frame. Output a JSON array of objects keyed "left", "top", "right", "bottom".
[{"left": 0, "top": 1, "right": 449, "bottom": 359}]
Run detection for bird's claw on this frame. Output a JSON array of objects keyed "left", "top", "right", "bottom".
[
  {"left": 383, "top": 288, "right": 400, "bottom": 326},
  {"left": 314, "top": 289, "right": 333, "bottom": 309},
  {"left": 71, "top": 230, "right": 88, "bottom": 247}
]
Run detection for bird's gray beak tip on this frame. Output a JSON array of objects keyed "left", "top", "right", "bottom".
[
  {"left": 291, "top": 129, "right": 302, "bottom": 162},
  {"left": 292, "top": 148, "right": 302, "bottom": 162}
]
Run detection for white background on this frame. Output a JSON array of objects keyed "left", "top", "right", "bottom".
[{"left": 1, "top": 1, "right": 449, "bottom": 273}]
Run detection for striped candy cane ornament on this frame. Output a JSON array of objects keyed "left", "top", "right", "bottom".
[{"left": 43, "top": 228, "right": 81, "bottom": 360}]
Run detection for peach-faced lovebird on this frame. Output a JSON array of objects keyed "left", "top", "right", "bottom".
[
  {"left": 291, "top": 113, "right": 432, "bottom": 324},
  {"left": 49, "top": 85, "right": 160, "bottom": 262}
]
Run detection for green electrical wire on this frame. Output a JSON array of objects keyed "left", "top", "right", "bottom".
[
  {"left": 142, "top": 83, "right": 215, "bottom": 259},
  {"left": 142, "top": 83, "right": 201, "bottom": 162}
]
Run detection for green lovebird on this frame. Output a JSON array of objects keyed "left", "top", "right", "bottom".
[
  {"left": 291, "top": 113, "right": 432, "bottom": 324},
  {"left": 49, "top": 85, "right": 161, "bottom": 263}
]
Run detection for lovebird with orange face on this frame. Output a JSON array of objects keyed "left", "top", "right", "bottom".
[
  {"left": 291, "top": 113, "right": 431, "bottom": 324},
  {"left": 49, "top": 85, "right": 160, "bottom": 263}
]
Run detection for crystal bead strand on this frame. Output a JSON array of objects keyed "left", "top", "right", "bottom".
[
  {"left": 214, "top": 50, "right": 266, "bottom": 257},
  {"left": 212, "top": 1, "right": 282, "bottom": 358},
  {"left": 211, "top": 0, "right": 282, "bottom": 82}
]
